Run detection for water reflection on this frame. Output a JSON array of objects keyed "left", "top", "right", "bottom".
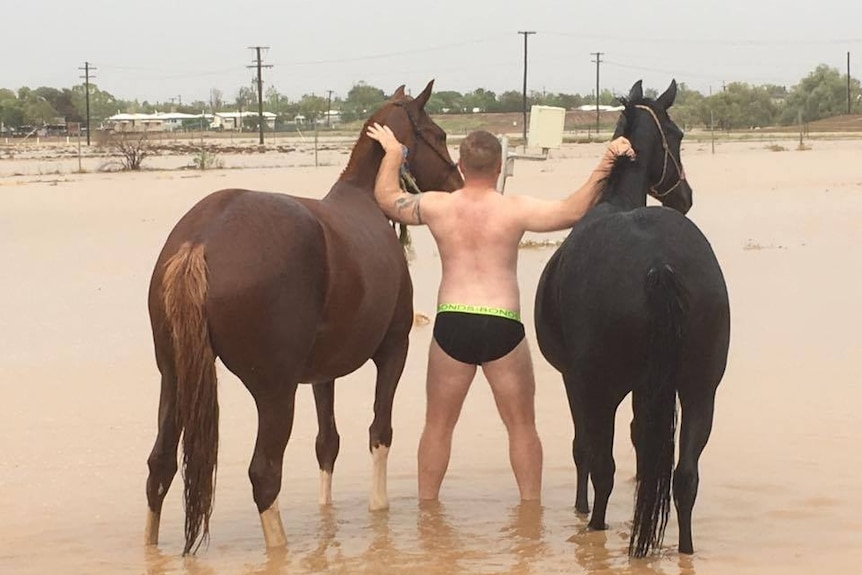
[
  {"left": 298, "top": 505, "right": 340, "bottom": 573},
  {"left": 499, "top": 501, "right": 550, "bottom": 575},
  {"left": 568, "top": 514, "right": 698, "bottom": 575},
  {"left": 144, "top": 545, "right": 218, "bottom": 575},
  {"left": 140, "top": 502, "right": 698, "bottom": 575}
]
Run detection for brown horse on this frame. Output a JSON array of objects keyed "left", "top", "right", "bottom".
[{"left": 143, "top": 81, "right": 463, "bottom": 555}]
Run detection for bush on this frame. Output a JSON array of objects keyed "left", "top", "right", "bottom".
[{"left": 97, "top": 129, "right": 150, "bottom": 170}]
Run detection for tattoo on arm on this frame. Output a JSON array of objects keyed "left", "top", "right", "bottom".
[{"left": 393, "top": 194, "right": 423, "bottom": 224}]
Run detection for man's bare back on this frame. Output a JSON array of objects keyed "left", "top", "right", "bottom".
[{"left": 366, "top": 123, "right": 634, "bottom": 502}]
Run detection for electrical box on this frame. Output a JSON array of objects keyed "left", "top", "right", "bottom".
[{"left": 527, "top": 105, "right": 566, "bottom": 150}]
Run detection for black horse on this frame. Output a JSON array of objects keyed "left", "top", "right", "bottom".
[{"left": 534, "top": 79, "right": 730, "bottom": 557}]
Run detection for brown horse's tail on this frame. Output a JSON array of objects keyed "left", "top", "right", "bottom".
[
  {"left": 162, "top": 242, "right": 218, "bottom": 555},
  {"left": 629, "top": 264, "right": 687, "bottom": 558}
]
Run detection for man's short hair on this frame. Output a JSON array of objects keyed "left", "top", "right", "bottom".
[{"left": 459, "top": 130, "right": 502, "bottom": 176}]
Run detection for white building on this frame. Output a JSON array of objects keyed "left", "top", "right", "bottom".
[{"left": 210, "top": 111, "right": 277, "bottom": 131}]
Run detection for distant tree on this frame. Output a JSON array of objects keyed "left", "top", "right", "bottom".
[
  {"left": 668, "top": 83, "right": 706, "bottom": 130},
  {"left": 22, "top": 98, "right": 57, "bottom": 126},
  {"left": 69, "top": 83, "right": 121, "bottom": 123},
  {"left": 700, "top": 82, "right": 777, "bottom": 130},
  {"left": 462, "top": 88, "right": 497, "bottom": 112},
  {"left": 763, "top": 84, "right": 789, "bottom": 100},
  {"left": 426, "top": 90, "right": 464, "bottom": 114},
  {"left": 297, "top": 93, "right": 327, "bottom": 123},
  {"left": 209, "top": 88, "right": 224, "bottom": 112},
  {"left": 496, "top": 90, "right": 525, "bottom": 113},
  {"left": 264, "top": 86, "right": 282, "bottom": 114},
  {"left": 235, "top": 86, "right": 254, "bottom": 113},
  {"left": 780, "top": 64, "right": 861, "bottom": 124},
  {"left": 342, "top": 82, "right": 386, "bottom": 121},
  {"left": 0, "top": 88, "right": 24, "bottom": 128}
]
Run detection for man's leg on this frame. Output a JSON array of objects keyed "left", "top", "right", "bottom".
[
  {"left": 482, "top": 339, "right": 543, "bottom": 501},
  {"left": 418, "top": 339, "right": 477, "bottom": 500}
]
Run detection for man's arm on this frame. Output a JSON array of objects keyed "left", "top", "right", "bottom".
[
  {"left": 512, "top": 137, "right": 634, "bottom": 233},
  {"left": 367, "top": 123, "right": 427, "bottom": 226}
]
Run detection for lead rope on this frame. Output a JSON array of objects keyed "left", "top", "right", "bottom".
[{"left": 396, "top": 145, "right": 421, "bottom": 247}]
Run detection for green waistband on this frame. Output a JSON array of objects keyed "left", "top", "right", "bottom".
[{"left": 437, "top": 303, "right": 521, "bottom": 322}]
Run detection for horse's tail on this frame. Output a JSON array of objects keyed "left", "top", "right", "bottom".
[
  {"left": 629, "top": 263, "right": 688, "bottom": 558},
  {"left": 162, "top": 241, "right": 219, "bottom": 555}
]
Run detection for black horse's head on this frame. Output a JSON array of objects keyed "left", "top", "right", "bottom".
[
  {"left": 614, "top": 80, "right": 692, "bottom": 214},
  {"left": 368, "top": 80, "right": 464, "bottom": 193}
]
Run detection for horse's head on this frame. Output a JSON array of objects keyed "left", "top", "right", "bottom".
[
  {"left": 614, "top": 79, "right": 692, "bottom": 214},
  {"left": 366, "top": 80, "right": 464, "bottom": 193}
]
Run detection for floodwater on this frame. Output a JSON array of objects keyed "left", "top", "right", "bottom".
[{"left": 1, "top": 139, "right": 861, "bottom": 574}]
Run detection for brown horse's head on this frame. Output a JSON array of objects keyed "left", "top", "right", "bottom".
[{"left": 367, "top": 80, "right": 464, "bottom": 192}]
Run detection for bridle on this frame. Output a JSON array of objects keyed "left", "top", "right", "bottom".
[
  {"left": 634, "top": 104, "right": 685, "bottom": 199},
  {"left": 393, "top": 101, "right": 460, "bottom": 194}
]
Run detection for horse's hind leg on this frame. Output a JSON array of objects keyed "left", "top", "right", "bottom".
[
  {"left": 368, "top": 332, "right": 409, "bottom": 511},
  {"left": 674, "top": 389, "right": 717, "bottom": 554},
  {"left": 312, "top": 380, "right": 340, "bottom": 505},
  {"left": 248, "top": 381, "right": 299, "bottom": 548},
  {"left": 145, "top": 369, "right": 180, "bottom": 545},
  {"left": 563, "top": 374, "right": 591, "bottom": 514},
  {"left": 585, "top": 402, "right": 618, "bottom": 531}
]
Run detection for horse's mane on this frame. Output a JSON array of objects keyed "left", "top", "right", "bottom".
[
  {"left": 600, "top": 94, "right": 658, "bottom": 192},
  {"left": 340, "top": 95, "right": 413, "bottom": 181}
]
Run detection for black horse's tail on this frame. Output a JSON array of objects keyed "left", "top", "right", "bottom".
[{"left": 629, "top": 264, "right": 688, "bottom": 558}]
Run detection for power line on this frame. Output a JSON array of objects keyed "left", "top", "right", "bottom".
[
  {"left": 518, "top": 31, "right": 536, "bottom": 143},
  {"left": 591, "top": 52, "right": 603, "bottom": 134},
  {"left": 543, "top": 31, "right": 862, "bottom": 47},
  {"left": 277, "top": 35, "right": 510, "bottom": 67},
  {"left": 248, "top": 47, "right": 273, "bottom": 145},
  {"left": 78, "top": 61, "right": 96, "bottom": 145}
]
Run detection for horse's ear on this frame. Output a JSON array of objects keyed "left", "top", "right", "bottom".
[
  {"left": 656, "top": 79, "right": 678, "bottom": 110},
  {"left": 390, "top": 85, "right": 406, "bottom": 100},
  {"left": 414, "top": 79, "right": 435, "bottom": 110},
  {"left": 628, "top": 80, "right": 643, "bottom": 103}
]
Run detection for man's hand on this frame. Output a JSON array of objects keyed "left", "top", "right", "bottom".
[
  {"left": 367, "top": 123, "right": 404, "bottom": 155},
  {"left": 598, "top": 136, "right": 636, "bottom": 171}
]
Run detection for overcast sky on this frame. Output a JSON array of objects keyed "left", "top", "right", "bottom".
[{"left": 3, "top": 0, "right": 860, "bottom": 104}]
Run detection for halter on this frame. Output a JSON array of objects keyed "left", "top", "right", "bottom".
[
  {"left": 633, "top": 104, "right": 685, "bottom": 199},
  {"left": 393, "top": 101, "right": 460, "bottom": 194}
]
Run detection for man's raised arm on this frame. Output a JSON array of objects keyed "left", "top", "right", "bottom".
[
  {"left": 512, "top": 137, "right": 635, "bottom": 233},
  {"left": 367, "top": 122, "right": 425, "bottom": 225}
]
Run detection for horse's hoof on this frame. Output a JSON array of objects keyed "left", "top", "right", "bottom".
[
  {"left": 369, "top": 499, "right": 390, "bottom": 512},
  {"left": 587, "top": 521, "right": 609, "bottom": 531}
]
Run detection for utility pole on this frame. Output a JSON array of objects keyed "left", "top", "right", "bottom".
[
  {"left": 518, "top": 31, "right": 536, "bottom": 144},
  {"left": 848, "top": 51, "right": 852, "bottom": 115},
  {"left": 78, "top": 61, "right": 96, "bottom": 145},
  {"left": 248, "top": 46, "right": 272, "bottom": 145},
  {"left": 591, "top": 52, "right": 603, "bottom": 134},
  {"left": 326, "top": 90, "right": 334, "bottom": 128},
  {"left": 709, "top": 86, "right": 715, "bottom": 155}
]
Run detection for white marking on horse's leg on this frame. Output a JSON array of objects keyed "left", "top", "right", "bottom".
[
  {"left": 259, "top": 498, "right": 287, "bottom": 548},
  {"left": 369, "top": 445, "right": 390, "bottom": 511},
  {"left": 319, "top": 470, "right": 333, "bottom": 506},
  {"left": 144, "top": 510, "right": 160, "bottom": 546}
]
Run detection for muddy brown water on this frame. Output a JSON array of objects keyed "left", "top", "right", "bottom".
[{"left": 1, "top": 141, "right": 861, "bottom": 574}]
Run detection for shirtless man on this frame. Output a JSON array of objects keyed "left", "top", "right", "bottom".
[{"left": 367, "top": 124, "right": 634, "bottom": 501}]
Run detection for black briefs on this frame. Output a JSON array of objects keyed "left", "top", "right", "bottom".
[{"left": 432, "top": 304, "right": 525, "bottom": 365}]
